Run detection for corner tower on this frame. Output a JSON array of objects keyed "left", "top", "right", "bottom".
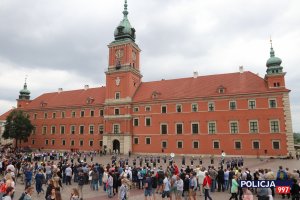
[
  {"left": 17, "top": 78, "right": 31, "bottom": 108},
  {"left": 105, "top": 0, "right": 142, "bottom": 102},
  {"left": 264, "top": 40, "right": 286, "bottom": 88}
]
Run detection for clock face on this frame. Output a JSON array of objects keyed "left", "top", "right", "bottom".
[
  {"left": 132, "top": 51, "right": 136, "bottom": 61},
  {"left": 115, "top": 49, "right": 124, "bottom": 59}
]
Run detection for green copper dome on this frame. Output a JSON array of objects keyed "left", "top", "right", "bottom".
[
  {"left": 114, "top": 0, "right": 136, "bottom": 41},
  {"left": 266, "top": 46, "right": 282, "bottom": 67},
  {"left": 19, "top": 83, "right": 30, "bottom": 95}
]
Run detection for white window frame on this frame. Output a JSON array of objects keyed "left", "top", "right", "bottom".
[
  {"left": 99, "top": 109, "right": 104, "bottom": 116},
  {"left": 89, "top": 125, "right": 94, "bottom": 134},
  {"left": 248, "top": 100, "right": 256, "bottom": 109},
  {"left": 51, "top": 139, "right": 55, "bottom": 145},
  {"left": 42, "top": 126, "right": 47, "bottom": 135},
  {"left": 60, "top": 125, "right": 65, "bottom": 134},
  {"left": 115, "top": 92, "right": 120, "bottom": 99},
  {"left": 161, "top": 140, "right": 168, "bottom": 149},
  {"left": 45, "top": 139, "right": 49, "bottom": 145},
  {"left": 191, "top": 122, "right": 199, "bottom": 134},
  {"left": 80, "top": 110, "right": 85, "bottom": 117},
  {"left": 70, "top": 140, "right": 75, "bottom": 146},
  {"left": 71, "top": 111, "right": 76, "bottom": 118},
  {"left": 133, "top": 137, "right": 139, "bottom": 145},
  {"left": 99, "top": 124, "right": 104, "bottom": 134},
  {"left": 145, "top": 106, "right": 151, "bottom": 112},
  {"left": 229, "top": 100, "right": 237, "bottom": 110},
  {"left": 176, "top": 123, "right": 184, "bottom": 134},
  {"left": 269, "top": 120, "right": 280, "bottom": 133},
  {"left": 176, "top": 104, "right": 182, "bottom": 113},
  {"left": 161, "top": 105, "right": 167, "bottom": 113},
  {"left": 133, "top": 107, "right": 139, "bottom": 112},
  {"left": 252, "top": 140, "right": 260, "bottom": 149},
  {"left": 208, "top": 102, "right": 215, "bottom": 111},
  {"left": 269, "top": 98, "right": 277, "bottom": 108},
  {"left": 229, "top": 121, "right": 239, "bottom": 134},
  {"left": 193, "top": 140, "right": 199, "bottom": 149},
  {"left": 145, "top": 137, "right": 151, "bottom": 145},
  {"left": 133, "top": 118, "right": 139, "bottom": 127},
  {"left": 114, "top": 108, "right": 120, "bottom": 115},
  {"left": 191, "top": 103, "right": 198, "bottom": 112},
  {"left": 249, "top": 120, "right": 259, "bottom": 133},
  {"left": 234, "top": 140, "right": 242, "bottom": 150},
  {"left": 61, "top": 111, "right": 65, "bottom": 118},
  {"left": 79, "top": 125, "right": 84, "bottom": 134},
  {"left": 160, "top": 123, "right": 168, "bottom": 134},
  {"left": 70, "top": 125, "right": 76, "bottom": 134},
  {"left": 79, "top": 140, "right": 84, "bottom": 147},
  {"left": 51, "top": 125, "right": 56, "bottom": 134},
  {"left": 213, "top": 140, "right": 220, "bottom": 149},
  {"left": 272, "top": 140, "right": 280, "bottom": 150},
  {"left": 177, "top": 140, "right": 183, "bottom": 149},
  {"left": 113, "top": 124, "right": 120, "bottom": 134},
  {"left": 145, "top": 117, "right": 151, "bottom": 127},
  {"left": 90, "top": 110, "right": 95, "bottom": 117},
  {"left": 208, "top": 121, "right": 217, "bottom": 134}
]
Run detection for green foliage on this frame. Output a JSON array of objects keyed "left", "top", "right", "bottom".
[
  {"left": 2, "top": 109, "right": 34, "bottom": 148},
  {"left": 294, "top": 133, "right": 300, "bottom": 144}
]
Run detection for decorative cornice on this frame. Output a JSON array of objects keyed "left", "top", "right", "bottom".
[
  {"left": 105, "top": 65, "right": 142, "bottom": 78},
  {"left": 104, "top": 97, "right": 132, "bottom": 105},
  {"left": 104, "top": 114, "right": 132, "bottom": 120}
]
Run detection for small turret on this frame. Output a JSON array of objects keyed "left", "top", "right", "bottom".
[
  {"left": 19, "top": 77, "right": 30, "bottom": 100},
  {"left": 266, "top": 39, "right": 283, "bottom": 75}
]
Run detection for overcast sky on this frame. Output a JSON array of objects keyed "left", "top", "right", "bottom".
[{"left": 0, "top": 0, "right": 300, "bottom": 131}]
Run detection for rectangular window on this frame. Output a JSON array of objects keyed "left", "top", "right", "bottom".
[
  {"left": 60, "top": 125, "right": 65, "bottom": 134},
  {"left": 113, "top": 124, "right": 120, "bottom": 134},
  {"left": 90, "top": 110, "right": 94, "bottom": 117},
  {"left": 133, "top": 118, "right": 139, "bottom": 126},
  {"left": 32, "top": 139, "right": 35, "bottom": 145},
  {"left": 272, "top": 141, "right": 280, "bottom": 149},
  {"left": 115, "top": 108, "right": 120, "bottom": 115},
  {"left": 80, "top": 110, "right": 85, "bottom": 117},
  {"left": 42, "top": 126, "right": 47, "bottom": 135},
  {"left": 145, "top": 137, "right": 151, "bottom": 145},
  {"left": 99, "top": 140, "right": 103, "bottom": 147},
  {"left": 193, "top": 141, "right": 199, "bottom": 149},
  {"left": 51, "top": 126, "right": 56, "bottom": 134},
  {"left": 45, "top": 139, "right": 49, "bottom": 145},
  {"left": 89, "top": 140, "right": 94, "bottom": 147},
  {"left": 162, "top": 141, "right": 167, "bottom": 149},
  {"left": 253, "top": 141, "right": 260, "bottom": 149},
  {"left": 134, "top": 137, "right": 139, "bottom": 144},
  {"left": 208, "top": 122, "right": 216, "bottom": 134},
  {"left": 79, "top": 140, "right": 84, "bottom": 146},
  {"left": 89, "top": 125, "right": 94, "bottom": 134},
  {"left": 191, "top": 123, "right": 199, "bottom": 134},
  {"left": 145, "top": 117, "right": 151, "bottom": 126},
  {"left": 213, "top": 141, "right": 220, "bottom": 149},
  {"left": 176, "top": 104, "right": 182, "bottom": 113},
  {"left": 145, "top": 106, "right": 151, "bottom": 112},
  {"left": 230, "top": 121, "right": 239, "bottom": 134},
  {"left": 176, "top": 123, "right": 183, "bottom": 134},
  {"left": 229, "top": 101, "right": 237, "bottom": 110},
  {"left": 32, "top": 126, "right": 36, "bottom": 134},
  {"left": 270, "top": 120, "right": 279, "bottom": 133},
  {"left": 161, "top": 124, "right": 168, "bottom": 134},
  {"left": 269, "top": 99, "right": 277, "bottom": 108},
  {"left": 249, "top": 121, "right": 259, "bottom": 133},
  {"left": 52, "top": 112, "right": 56, "bottom": 119},
  {"left": 44, "top": 112, "right": 48, "bottom": 119},
  {"left": 161, "top": 105, "right": 167, "bottom": 113},
  {"left": 99, "top": 109, "right": 104, "bottom": 116},
  {"left": 71, "top": 111, "right": 76, "bottom": 118},
  {"left": 248, "top": 100, "right": 256, "bottom": 109},
  {"left": 62, "top": 140, "right": 66, "bottom": 146},
  {"left": 34, "top": 113, "right": 37, "bottom": 120},
  {"left": 234, "top": 141, "right": 241, "bottom": 149},
  {"left": 191, "top": 103, "right": 198, "bottom": 112},
  {"left": 79, "top": 125, "right": 84, "bottom": 134},
  {"left": 70, "top": 125, "right": 76, "bottom": 134},
  {"left": 133, "top": 107, "right": 139, "bottom": 112},
  {"left": 51, "top": 139, "right": 55, "bottom": 145},
  {"left": 177, "top": 141, "right": 183, "bottom": 149},
  {"left": 99, "top": 125, "right": 104, "bottom": 134},
  {"left": 115, "top": 92, "right": 120, "bottom": 99},
  {"left": 61, "top": 111, "right": 65, "bottom": 118},
  {"left": 208, "top": 102, "right": 215, "bottom": 111},
  {"left": 70, "top": 140, "right": 75, "bottom": 146}
]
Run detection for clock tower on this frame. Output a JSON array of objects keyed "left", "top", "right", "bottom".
[{"left": 103, "top": 0, "right": 141, "bottom": 154}]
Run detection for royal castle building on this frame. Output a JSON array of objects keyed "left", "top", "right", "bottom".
[{"left": 0, "top": 1, "right": 294, "bottom": 156}]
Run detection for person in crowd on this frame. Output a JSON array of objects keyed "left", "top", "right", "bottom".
[
  {"left": 229, "top": 175, "right": 238, "bottom": 200},
  {"left": 203, "top": 172, "right": 212, "bottom": 200},
  {"left": 35, "top": 168, "right": 45, "bottom": 195},
  {"left": 2, "top": 186, "right": 14, "bottom": 200},
  {"left": 70, "top": 188, "right": 80, "bottom": 200}
]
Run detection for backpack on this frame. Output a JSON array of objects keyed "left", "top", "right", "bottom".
[
  {"left": 151, "top": 176, "right": 157, "bottom": 188},
  {"left": 246, "top": 172, "right": 252, "bottom": 180},
  {"left": 0, "top": 183, "right": 7, "bottom": 193}
]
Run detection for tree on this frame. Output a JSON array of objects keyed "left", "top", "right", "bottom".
[
  {"left": 2, "top": 109, "right": 34, "bottom": 148},
  {"left": 294, "top": 132, "right": 300, "bottom": 144}
]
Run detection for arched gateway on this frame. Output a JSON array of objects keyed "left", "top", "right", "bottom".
[{"left": 113, "top": 139, "right": 120, "bottom": 153}]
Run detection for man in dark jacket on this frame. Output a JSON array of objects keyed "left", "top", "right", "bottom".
[{"left": 217, "top": 167, "right": 225, "bottom": 192}]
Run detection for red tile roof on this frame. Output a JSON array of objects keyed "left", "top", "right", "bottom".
[
  {"left": 0, "top": 109, "right": 13, "bottom": 121},
  {"left": 24, "top": 87, "right": 106, "bottom": 109},
  {"left": 133, "top": 71, "right": 288, "bottom": 102}
]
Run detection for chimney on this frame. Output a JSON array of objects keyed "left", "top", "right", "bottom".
[
  {"left": 58, "top": 88, "right": 63, "bottom": 93},
  {"left": 193, "top": 71, "right": 198, "bottom": 78},
  {"left": 239, "top": 66, "right": 244, "bottom": 73}
]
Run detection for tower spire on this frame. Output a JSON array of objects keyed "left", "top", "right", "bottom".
[
  {"left": 123, "top": 0, "right": 128, "bottom": 18},
  {"left": 270, "top": 36, "right": 275, "bottom": 57}
]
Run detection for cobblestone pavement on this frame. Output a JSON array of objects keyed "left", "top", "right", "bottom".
[{"left": 12, "top": 155, "right": 299, "bottom": 200}]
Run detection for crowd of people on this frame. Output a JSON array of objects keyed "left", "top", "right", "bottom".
[{"left": 0, "top": 147, "right": 299, "bottom": 200}]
